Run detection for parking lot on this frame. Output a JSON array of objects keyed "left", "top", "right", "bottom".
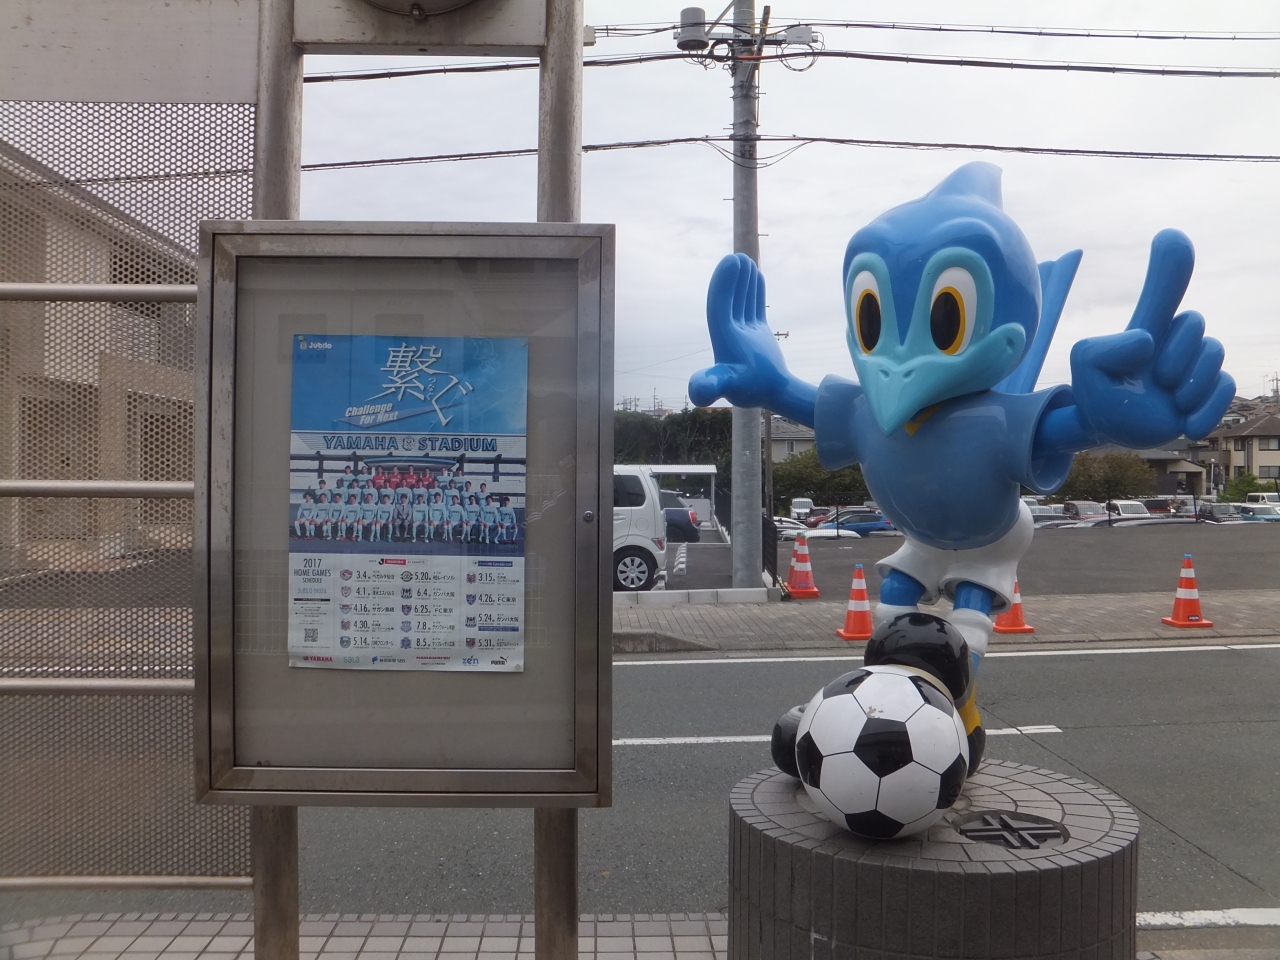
[{"left": 745, "top": 521, "right": 1280, "bottom": 599}]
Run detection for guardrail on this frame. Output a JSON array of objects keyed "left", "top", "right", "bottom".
[{"left": 0, "top": 282, "right": 197, "bottom": 302}]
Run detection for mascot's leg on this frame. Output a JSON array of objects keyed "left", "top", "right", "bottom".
[
  {"left": 950, "top": 582, "right": 994, "bottom": 775},
  {"left": 875, "top": 569, "right": 925, "bottom": 626}
]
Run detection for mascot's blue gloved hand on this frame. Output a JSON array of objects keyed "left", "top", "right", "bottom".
[
  {"left": 1070, "top": 229, "right": 1235, "bottom": 447},
  {"left": 689, "top": 254, "right": 792, "bottom": 409}
]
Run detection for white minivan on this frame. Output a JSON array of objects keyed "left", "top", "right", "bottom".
[
  {"left": 613, "top": 465, "right": 668, "bottom": 591},
  {"left": 789, "top": 497, "right": 815, "bottom": 520}
]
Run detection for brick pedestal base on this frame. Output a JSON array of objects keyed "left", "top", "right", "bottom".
[{"left": 729, "top": 761, "right": 1139, "bottom": 960}]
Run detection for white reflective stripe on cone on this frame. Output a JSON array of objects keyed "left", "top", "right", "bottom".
[{"left": 1176, "top": 588, "right": 1201, "bottom": 599}]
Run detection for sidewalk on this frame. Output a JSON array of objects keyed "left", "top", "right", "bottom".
[
  {"left": 613, "top": 588, "right": 1280, "bottom": 654},
  {"left": 2, "top": 913, "right": 1272, "bottom": 960},
  {"left": 0, "top": 914, "right": 727, "bottom": 960}
]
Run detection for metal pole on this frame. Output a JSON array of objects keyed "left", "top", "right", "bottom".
[
  {"left": 537, "top": 0, "right": 583, "bottom": 223},
  {"left": 253, "top": 0, "right": 304, "bottom": 220},
  {"left": 730, "top": 0, "right": 762, "bottom": 588},
  {"left": 251, "top": 806, "right": 299, "bottom": 960},
  {"left": 534, "top": 2, "right": 582, "bottom": 958},
  {"left": 252, "top": 1, "right": 302, "bottom": 957},
  {"left": 763, "top": 412, "right": 773, "bottom": 517}
]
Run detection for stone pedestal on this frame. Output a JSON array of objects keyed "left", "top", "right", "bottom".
[{"left": 729, "top": 760, "right": 1138, "bottom": 960}]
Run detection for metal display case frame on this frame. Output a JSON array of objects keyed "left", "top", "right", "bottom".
[{"left": 194, "top": 220, "right": 614, "bottom": 807}]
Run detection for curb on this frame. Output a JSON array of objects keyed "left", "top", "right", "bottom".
[
  {"left": 612, "top": 630, "right": 715, "bottom": 654},
  {"left": 614, "top": 588, "right": 769, "bottom": 607}
]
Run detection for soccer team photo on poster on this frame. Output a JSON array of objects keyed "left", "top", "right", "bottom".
[{"left": 287, "top": 334, "right": 528, "bottom": 672}]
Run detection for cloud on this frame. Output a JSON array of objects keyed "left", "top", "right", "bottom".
[{"left": 301, "top": 1, "right": 1280, "bottom": 406}]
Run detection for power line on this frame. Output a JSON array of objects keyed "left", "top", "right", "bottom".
[
  {"left": 563, "top": 20, "right": 1280, "bottom": 43},
  {"left": 9, "top": 132, "right": 1275, "bottom": 190},
  {"left": 796, "top": 20, "right": 1280, "bottom": 42},
  {"left": 303, "top": 48, "right": 1280, "bottom": 83},
  {"left": 300, "top": 135, "right": 1280, "bottom": 174}
]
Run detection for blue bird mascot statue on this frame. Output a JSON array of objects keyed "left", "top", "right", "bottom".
[{"left": 690, "top": 162, "right": 1234, "bottom": 778}]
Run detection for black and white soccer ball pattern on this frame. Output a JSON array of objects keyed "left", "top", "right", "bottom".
[{"left": 795, "top": 664, "right": 969, "bottom": 839}]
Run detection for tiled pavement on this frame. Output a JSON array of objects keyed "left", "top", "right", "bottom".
[
  {"left": 0, "top": 915, "right": 729, "bottom": 960},
  {"left": 614, "top": 588, "right": 1280, "bottom": 653}
]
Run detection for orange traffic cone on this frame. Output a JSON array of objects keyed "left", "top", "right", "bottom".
[
  {"left": 836, "top": 563, "right": 874, "bottom": 641},
  {"left": 1162, "top": 554, "right": 1213, "bottom": 628},
  {"left": 993, "top": 580, "right": 1035, "bottom": 635},
  {"left": 786, "top": 533, "right": 821, "bottom": 599}
]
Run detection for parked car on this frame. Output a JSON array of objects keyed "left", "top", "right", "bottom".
[
  {"left": 789, "top": 497, "right": 815, "bottom": 520},
  {"left": 1106, "top": 500, "right": 1151, "bottom": 519},
  {"left": 1238, "top": 504, "right": 1280, "bottom": 522},
  {"left": 803, "top": 507, "right": 834, "bottom": 527},
  {"left": 613, "top": 465, "right": 667, "bottom": 591},
  {"left": 659, "top": 489, "right": 701, "bottom": 543},
  {"left": 1245, "top": 492, "right": 1280, "bottom": 504},
  {"left": 1197, "top": 501, "right": 1241, "bottom": 523},
  {"left": 1142, "top": 498, "right": 1172, "bottom": 515},
  {"left": 773, "top": 517, "right": 808, "bottom": 540},
  {"left": 1062, "top": 500, "right": 1107, "bottom": 521},
  {"left": 816, "top": 511, "right": 896, "bottom": 537},
  {"left": 1029, "top": 504, "right": 1065, "bottom": 523}
]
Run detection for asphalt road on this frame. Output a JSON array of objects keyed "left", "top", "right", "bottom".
[{"left": 5, "top": 643, "right": 1277, "bottom": 924}]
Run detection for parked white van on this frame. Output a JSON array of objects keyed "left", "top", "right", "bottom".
[
  {"left": 789, "top": 497, "right": 815, "bottom": 520},
  {"left": 1245, "top": 492, "right": 1280, "bottom": 504},
  {"left": 613, "top": 465, "right": 668, "bottom": 591}
]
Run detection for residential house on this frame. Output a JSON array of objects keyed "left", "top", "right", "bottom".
[
  {"left": 768, "top": 415, "right": 815, "bottom": 462},
  {"left": 1207, "top": 415, "right": 1280, "bottom": 484}
]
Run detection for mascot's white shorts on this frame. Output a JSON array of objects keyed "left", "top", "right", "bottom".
[{"left": 875, "top": 502, "right": 1033, "bottom": 615}]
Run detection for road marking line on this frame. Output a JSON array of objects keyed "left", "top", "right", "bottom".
[
  {"left": 613, "top": 726, "right": 1061, "bottom": 745},
  {"left": 1137, "top": 907, "right": 1280, "bottom": 928},
  {"left": 614, "top": 735, "right": 770, "bottom": 745},
  {"left": 617, "top": 642, "right": 1280, "bottom": 667},
  {"left": 990, "top": 725, "right": 1063, "bottom": 735}
]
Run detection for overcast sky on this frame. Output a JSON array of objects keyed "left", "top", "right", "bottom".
[{"left": 301, "top": 1, "right": 1280, "bottom": 412}]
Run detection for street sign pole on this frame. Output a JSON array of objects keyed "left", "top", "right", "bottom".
[{"left": 535, "top": 0, "right": 583, "bottom": 958}]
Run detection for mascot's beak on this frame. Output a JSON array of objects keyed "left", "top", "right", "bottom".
[
  {"left": 857, "top": 325, "right": 1026, "bottom": 436},
  {"left": 860, "top": 356, "right": 955, "bottom": 435}
]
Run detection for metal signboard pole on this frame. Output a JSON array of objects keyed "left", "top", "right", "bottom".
[
  {"left": 535, "top": 0, "right": 582, "bottom": 955},
  {"left": 252, "top": 0, "right": 304, "bottom": 958},
  {"left": 730, "top": 0, "right": 762, "bottom": 588}
]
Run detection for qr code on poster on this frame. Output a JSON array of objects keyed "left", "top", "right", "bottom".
[{"left": 304, "top": 628, "right": 319, "bottom": 643}]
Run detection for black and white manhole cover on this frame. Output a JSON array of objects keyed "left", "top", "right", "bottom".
[{"left": 955, "top": 811, "right": 1069, "bottom": 849}]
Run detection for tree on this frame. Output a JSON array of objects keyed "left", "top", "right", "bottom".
[
  {"left": 1054, "top": 451, "right": 1157, "bottom": 502},
  {"left": 1221, "top": 471, "right": 1266, "bottom": 504},
  {"left": 771, "top": 449, "right": 868, "bottom": 514},
  {"left": 614, "top": 407, "right": 734, "bottom": 476}
]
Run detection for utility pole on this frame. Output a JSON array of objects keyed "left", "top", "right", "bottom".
[
  {"left": 730, "top": 0, "right": 763, "bottom": 588},
  {"left": 677, "top": 4, "right": 809, "bottom": 582}
]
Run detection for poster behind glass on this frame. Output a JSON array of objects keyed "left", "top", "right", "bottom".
[{"left": 287, "top": 334, "right": 528, "bottom": 672}]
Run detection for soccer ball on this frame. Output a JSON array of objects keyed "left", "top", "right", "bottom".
[{"left": 794, "top": 665, "right": 969, "bottom": 839}]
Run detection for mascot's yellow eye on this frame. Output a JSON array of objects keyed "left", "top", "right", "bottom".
[
  {"left": 850, "top": 270, "right": 881, "bottom": 352},
  {"left": 930, "top": 267, "right": 977, "bottom": 355}
]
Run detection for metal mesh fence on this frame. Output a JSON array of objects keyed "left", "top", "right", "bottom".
[
  {"left": 0, "top": 100, "right": 254, "bottom": 881},
  {"left": 0, "top": 693, "right": 249, "bottom": 878}
]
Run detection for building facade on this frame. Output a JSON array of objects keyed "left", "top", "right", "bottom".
[{"left": 1207, "top": 415, "right": 1280, "bottom": 482}]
